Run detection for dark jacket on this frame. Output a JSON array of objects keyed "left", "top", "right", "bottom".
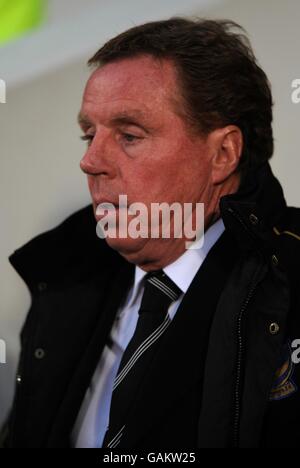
[{"left": 1, "top": 163, "right": 300, "bottom": 448}]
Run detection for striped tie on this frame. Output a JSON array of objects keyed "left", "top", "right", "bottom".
[{"left": 103, "top": 270, "right": 182, "bottom": 448}]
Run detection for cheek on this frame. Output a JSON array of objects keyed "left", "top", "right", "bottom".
[
  {"left": 87, "top": 176, "right": 94, "bottom": 196},
  {"left": 126, "top": 163, "right": 184, "bottom": 206},
  {"left": 87, "top": 176, "right": 95, "bottom": 193},
  {"left": 122, "top": 137, "right": 212, "bottom": 202}
]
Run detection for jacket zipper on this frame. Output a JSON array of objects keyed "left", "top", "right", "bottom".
[
  {"left": 227, "top": 206, "right": 264, "bottom": 448},
  {"left": 233, "top": 278, "right": 259, "bottom": 448}
]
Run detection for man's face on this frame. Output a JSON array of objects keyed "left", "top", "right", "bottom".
[{"left": 79, "top": 55, "right": 216, "bottom": 268}]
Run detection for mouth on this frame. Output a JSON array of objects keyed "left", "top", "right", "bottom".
[
  {"left": 94, "top": 198, "right": 118, "bottom": 209},
  {"left": 94, "top": 197, "right": 118, "bottom": 205},
  {"left": 94, "top": 196, "right": 134, "bottom": 222},
  {"left": 94, "top": 195, "right": 131, "bottom": 209},
  {"left": 95, "top": 201, "right": 118, "bottom": 219}
]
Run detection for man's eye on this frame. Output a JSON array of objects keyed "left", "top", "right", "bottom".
[
  {"left": 122, "top": 133, "right": 141, "bottom": 143},
  {"left": 80, "top": 134, "right": 94, "bottom": 145}
]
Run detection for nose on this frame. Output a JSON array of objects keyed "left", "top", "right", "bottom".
[
  {"left": 80, "top": 131, "right": 116, "bottom": 177},
  {"left": 80, "top": 153, "right": 106, "bottom": 176}
]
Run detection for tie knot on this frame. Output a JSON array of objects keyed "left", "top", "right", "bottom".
[
  {"left": 146, "top": 270, "right": 182, "bottom": 302},
  {"left": 139, "top": 270, "right": 182, "bottom": 317}
]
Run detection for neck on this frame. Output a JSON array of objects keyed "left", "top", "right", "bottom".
[{"left": 123, "top": 174, "right": 241, "bottom": 272}]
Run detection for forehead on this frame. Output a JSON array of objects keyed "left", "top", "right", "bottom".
[{"left": 81, "top": 55, "right": 180, "bottom": 122}]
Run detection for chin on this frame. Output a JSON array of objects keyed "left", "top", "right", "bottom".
[{"left": 104, "top": 236, "right": 148, "bottom": 258}]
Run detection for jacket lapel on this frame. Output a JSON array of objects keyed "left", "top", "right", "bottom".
[
  {"left": 120, "top": 231, "right": 239, "bottom": 448},
  {"left": 47, "top": 260, "right": 135, "bottom": 447}
]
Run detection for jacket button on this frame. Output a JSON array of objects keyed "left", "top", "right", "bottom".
[
  {"left": 271, "top": 255, "right": 279, "bottom": 266},
  {"left": 38, "top": 282, "right": 47, "bottom": 292},
  {"left": 269, "top": 322, "right": 280, "bottom": 335},
  {"left": 249, "top": 214, "right": 259, "bottom": 225},
  {"left": 16, "top": 375, "right": 22, "bottom": 385},
  {"left": 34, "top": 348, "right": 45, "bottom": 360}
]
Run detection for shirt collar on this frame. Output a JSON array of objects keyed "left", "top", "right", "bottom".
[
  {"left": 163, "top": 218, "right": 225, "bottom": 293},
  {"left": 126, "top": 217, "right": 225, "bottom": 306},
  {"left": 125, "top": 266, "right": 147, "bottom": 308}
]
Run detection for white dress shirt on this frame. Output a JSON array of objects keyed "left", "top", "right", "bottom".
[{"left": 72, "top": 218, "right": 225, "bottom": 448}]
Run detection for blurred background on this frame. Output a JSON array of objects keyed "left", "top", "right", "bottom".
[{"left": 0, "top": 0, "right": 299, "bottom": 426}]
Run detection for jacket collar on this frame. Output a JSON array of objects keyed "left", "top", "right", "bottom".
[
  {"left": 9, "top": 205, "right": 128, "bottom": 293},
  {"left": 220, "top": 163, "right": 287, "bottom": 256}
]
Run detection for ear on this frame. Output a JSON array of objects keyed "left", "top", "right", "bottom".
[{"left": 210, "top": 126, "right": 243, "bottom": 185}]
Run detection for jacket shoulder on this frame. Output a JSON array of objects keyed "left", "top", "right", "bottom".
[
  {"left": 275, "top": 207, "right": 300, "bottom": 245},
  {"left": 8, "top": 204, "right": 119, "bottom": 289},
  {"left": 274, "top": 207, "right": 300, "bottom": 288}
]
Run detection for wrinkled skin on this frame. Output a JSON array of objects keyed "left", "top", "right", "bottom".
[{"left": 79, "top": 55, "right": 242, "bottom": 271}]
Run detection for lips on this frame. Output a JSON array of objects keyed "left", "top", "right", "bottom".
[
  {"left": 94, "top": 198, "right": 118, "bottom": 206},
  {"left": 95, "top": 201, "right": 118, "bottom": 217},
  {"left": 94, "top": 197, "right": 118, "bottom": 210},
  {"left": 96, "top": 201, "right": 118, "bottom": 208},
  {"left": 94, "top": 195, "right": 132, "bottom": 220}
]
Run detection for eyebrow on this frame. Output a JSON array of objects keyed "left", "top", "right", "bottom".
[
  {"left": 77, "top": 110, "right": 154, "bottom": 133},
  {"left": 77, "top": 113, "right": 91, "bottom": 127}
]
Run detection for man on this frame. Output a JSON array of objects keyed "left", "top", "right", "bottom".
[{"left": 1, "top": 17, "right": 300, "bottom": 448}]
